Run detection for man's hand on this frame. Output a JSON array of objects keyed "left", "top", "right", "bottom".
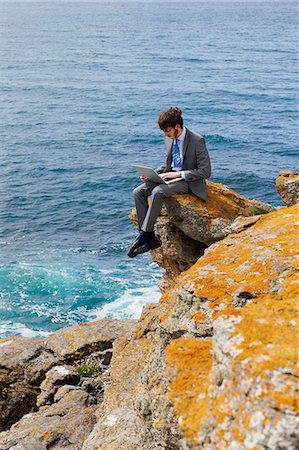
[
  {"left": 140, "top": 175, "right": 149, "bottom": 182},
  {"left": 160, "top": 171, "right": 181, "bottom": 180}
]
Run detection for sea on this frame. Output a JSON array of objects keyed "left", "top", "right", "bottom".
[{"left": 0, "top": 1, "right": 298, "bottom": 338}]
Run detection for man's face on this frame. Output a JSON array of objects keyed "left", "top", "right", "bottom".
[{"left": 162, "top": 125, "right": 181, "bottom": 139}]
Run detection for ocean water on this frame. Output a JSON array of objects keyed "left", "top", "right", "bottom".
[{"left": 0, "top": 1, "right": 298, "bottom": 338}]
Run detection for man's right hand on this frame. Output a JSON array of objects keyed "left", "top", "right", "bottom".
[{"left": 140, "top": 175, "right": 149, "bottom": 182}]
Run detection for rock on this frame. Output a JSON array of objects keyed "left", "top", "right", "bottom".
[
  {"left": 223, "top": 214, "right": 261, "bottom": 234},
  {"left": 3, "top": 181, "right": 298, "bottom": 448},
  {"left": 151, "top": 216, "right": 207, "bottom": 291},
  {"left": 44, "top": 319, "right": 136, "bottom": 362},
  {"left": 36, "top": 365, "right": 80, "bottom": 407},
  {"left": 54, "top": 385, "right": 81, "bottom": 403},
  {"left": 0, "top": 320, "right": 135, "bottom": 431},
  {"left": 130, "top": 180, "right": 274, "bottom": 292},
  {"left": 83, "top": 333, "right": 180, "bottom": 450},
  {"left": 162, "top": 181, "right": 273, "bottom": 244},
  {"left": 82, "top": 407, "right": 147, "bottom": 450},
  {"left": 276, "top": 170, "right": 299, "bottom": 206},
  {"left": 0, "top": 389, "right": 97, "bottom": 450},
  {"left": 0, "top": 337, "right": 57, "bottom": 431},
  {"left": 91, "top": 204, "right": 299, "bottom": 449}
]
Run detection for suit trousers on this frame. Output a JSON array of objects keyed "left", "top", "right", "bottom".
[{"left": 133, "top": 180, "right": 189, "bottom": 232}]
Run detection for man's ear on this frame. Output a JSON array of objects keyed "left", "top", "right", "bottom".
[{"left": 175, "top": 124, "right": 182, "bottom": 132}]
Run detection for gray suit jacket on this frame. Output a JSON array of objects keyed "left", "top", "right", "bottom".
[{"left": 157, "top": 128, "right": 211, "bottom": 200}]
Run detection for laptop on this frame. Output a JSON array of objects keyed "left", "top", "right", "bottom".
[{"left": 132, "top": 165, "right": 183, "bottom": 185}]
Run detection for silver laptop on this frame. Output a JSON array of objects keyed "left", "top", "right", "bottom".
[{"left": 132, "top": 165, "right": 183, "bottom": 185}]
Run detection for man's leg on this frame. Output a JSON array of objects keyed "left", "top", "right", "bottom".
[
  {"left": 128, "top": 180, "right": 189, "bottom": 258},
  {"left": 128, "top": 181, "right": 161, "bottom": 258},
  {"left": 132, "top": 181, "right": 158, "bottom": 230},
  {"left": 141, "top": 180, "right": 189, "bottom": 232}
]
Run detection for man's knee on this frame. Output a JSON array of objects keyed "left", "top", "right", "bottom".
[
  {"left": 133, "top": 184, "right": 146, "bottom": 199},
  {"left": 151, "top": 186, "right": 166, "bottom": 198}
]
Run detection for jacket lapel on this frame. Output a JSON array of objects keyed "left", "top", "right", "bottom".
[
  {"left": 182, "top": 128, "right": 190, "bottom": 162},
  {"left": 166, "top": 138, "right": 173, "bottom": 170}
]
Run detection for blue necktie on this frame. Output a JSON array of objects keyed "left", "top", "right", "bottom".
[{"left": 172, "top": 139, "right": 181, "bottom": 170}]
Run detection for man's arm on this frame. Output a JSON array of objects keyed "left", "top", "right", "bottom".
[
  {"left": 183, "top": 137, "right": 211, "bottom": 181},
  {"left": 155, "top": 164, "right": 166, "bottom": 174},
  {"left": 155, "top": 136, "right": 171, "bottom": 173}
]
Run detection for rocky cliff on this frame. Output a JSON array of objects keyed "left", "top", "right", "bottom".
[
  {"left": 130, "top": 180, "right": 274, "bottom": 292},
  {"left": 0, "top": 173, "right": 298, "bottom": 450}
]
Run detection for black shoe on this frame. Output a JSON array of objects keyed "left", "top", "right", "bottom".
[
  {"left": 129, "top": 231, "right": 150, "bottom": 250},
  {"left": 127, "top": 233, "right": 160, "bottom": 258},
  {"left": 127, "top": 231, "right": 150, "bottom": 258},
  {"left": 148, "top": 236, "right": 160, "bottom": 250},
  {"left": 137, "top": 237, "right": 161, "bottom": 254},
  {"left": 127, "top": 246, "right": 139, "bottom": 258}
]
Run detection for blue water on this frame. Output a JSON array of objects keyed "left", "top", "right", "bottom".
[{"left": 0, "top": 1, "right": 298, "bottom": 337}]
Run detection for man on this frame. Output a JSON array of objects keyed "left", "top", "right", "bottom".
[{"left": 128, "top": 106, "right": 211, "bottom": 258}]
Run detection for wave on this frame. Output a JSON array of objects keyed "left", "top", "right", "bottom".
[
  {"left": 90, "top": 285, "right": 161, "bottom": 321},
  {"left": 0, "top": 321, "right": 51, "bottom": 339}
]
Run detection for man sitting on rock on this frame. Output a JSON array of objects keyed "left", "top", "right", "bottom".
[{"left": 128, "top": 106, "right": 211, "bottom": 258}]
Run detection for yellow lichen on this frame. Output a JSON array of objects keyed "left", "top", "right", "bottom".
[
  {"left": 42, "top": 431, "right": 52, "bottom": 443},
  {"left": 171, "top": 181, "right": 269, "bottom": 221},
  {"left": 164, "top": 205, "right": 298, "bottom": 445},
  {"left": 192, "top": 311, "right": 207, "bottom": 323},
  {"left": 99, "top": 204, "right": 298, "bottom": 448},
  {"left": 165, "top": 338, "right": 212, "bottom": 442}
]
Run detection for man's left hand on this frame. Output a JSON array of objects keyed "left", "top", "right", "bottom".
[{"left": 160, "top": 172, "right": 181, "bottom": 180}]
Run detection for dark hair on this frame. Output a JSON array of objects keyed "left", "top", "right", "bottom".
[{"left": 158, "top": 106, "right": 183, "bottom": 130}]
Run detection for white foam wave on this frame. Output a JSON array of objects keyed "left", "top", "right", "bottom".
[
  {"left": 0, "top": 321, "right": 51, "bottom": 338},
  {"left": 89, "top": 285, "right": 161, "bottom": 321}
]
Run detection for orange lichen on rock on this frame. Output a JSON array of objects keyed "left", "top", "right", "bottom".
[
  {"left": 233, "top": 272, "right": 298, "bottom": 410},
  {"left": 83, "top": 204, "right": 298, "bottom": 450},
  {"left": 176, "top": 204, "right": 298, "bottom": 313},
  {"left": 163, "top": 204, "right": 298, "bottom": 447},
  {"left": 172, "top": 181, "right": 271, "bottom": 220},
  {"left": 165, "top": 338, "right": 212, "bottom": 441},
  {"left": 192, "top": 311, "right": 207, "bottom": 323}
]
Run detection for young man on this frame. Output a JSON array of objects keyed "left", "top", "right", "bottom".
[{"left": 128, "top": 106, "right": 211, "bottom": 258}]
